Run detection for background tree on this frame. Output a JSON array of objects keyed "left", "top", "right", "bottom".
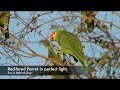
[{"left": 0, "top": 11, "right": 120, "bottom": 79}]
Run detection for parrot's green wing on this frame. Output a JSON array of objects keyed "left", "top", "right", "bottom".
[
  {"left": 0, "top": 11, "right": 10, "bottom": 39},
  {"left": 55, "top": 30, "right": 88, "bottom": 70}
]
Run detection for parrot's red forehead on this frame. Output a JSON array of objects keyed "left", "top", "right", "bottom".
[{"left": 50, "top": 32, "right": 57, "bottom": 41}]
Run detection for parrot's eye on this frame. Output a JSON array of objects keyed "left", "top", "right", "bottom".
[{"left": 52, "top": 32, "right": 55, "bottom": 35}]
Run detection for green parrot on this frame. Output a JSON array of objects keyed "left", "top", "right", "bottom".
[
  {"left": 81, "top": 11, "right": 96, "bottom": 33},
  {"left": 50, "top": 30, "right": 88, "bottom": 70},
  {"left": 0, "top": 11, "right": 10, "bottom": 39}
]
